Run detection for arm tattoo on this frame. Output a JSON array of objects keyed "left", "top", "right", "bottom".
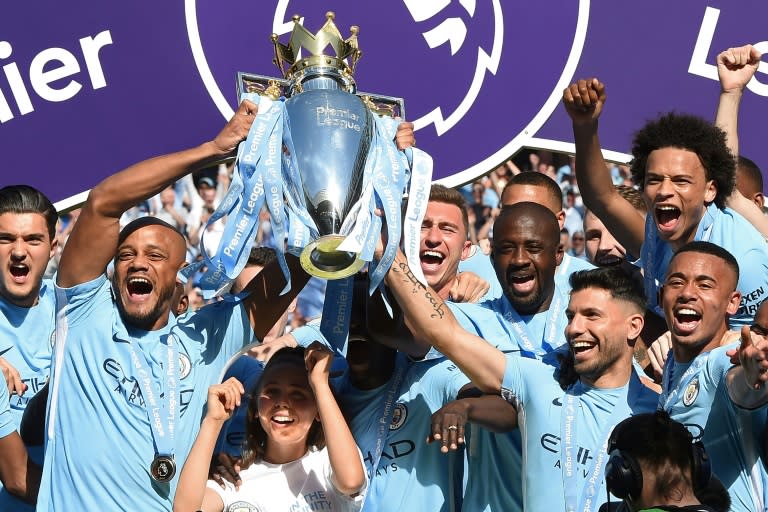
[{"left": 393, "top": 260, "right": 446, "bottom": 319}]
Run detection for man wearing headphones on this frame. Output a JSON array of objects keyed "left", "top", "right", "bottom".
[{"left": 603, "top": 410, "right": 728, "bottom": 512}]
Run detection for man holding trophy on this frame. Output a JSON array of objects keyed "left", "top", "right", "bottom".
[{"left": 37, "top": 12, "right": 419, "bottom": 511}]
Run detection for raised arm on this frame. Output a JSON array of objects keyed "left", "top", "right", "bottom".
[
  {"left": 713, "top": 45, "right": 768, "bottom": 236},
  {"left": 384, "top": 249, "right": 506, "bottom": 393},
  {"left": 305, "top": 343, "right": 365, "bottom": 496},
  {"left": 715, "top": 45, "right": 761, "bottom": 158},
  {"left": 563, "top": 79, "right": 645, "bottom": 257},
  {"left": 240, "top": 254, "right": 309, "bottom": 340},
  {"left": 57, "top": 100, "right": 259, "bottom": 288},
  {"left": 173, "top": 378, "right": 244, "bottom": 512}
]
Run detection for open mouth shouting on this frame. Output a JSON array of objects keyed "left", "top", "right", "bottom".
[
  {"left": 672, "top": 307, "right": 701, "bottom": 336},
  {"left": 508, "top": 273, "right": 536, "bottom": 295},
  {"left": 654, "top": 205, "right": 682, "bottom": 236},
  {"left": 9, "top": 263, "right": 30, "bottom": 284},
  {"left": 126, "top": 276, "right": 154, "bottom": 301},
  {"left": 420, "top": 250, "right": 445, "bottom": 272}
]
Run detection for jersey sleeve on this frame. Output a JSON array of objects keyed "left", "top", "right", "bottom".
[
  {"left": 53, "top": 274, "right": 110, "bottom": 328},
  {"left": 177, "top": 299, "right": 254, "bottom": 365},
  {"left": 501, "top": 356, "right": 546, "bottom": 407},
  {"left": 732, "top": 245, "right": 768, "bottom": 327},
  {"left": 0, "top": 383, "right": 15, "bottom": 439}
]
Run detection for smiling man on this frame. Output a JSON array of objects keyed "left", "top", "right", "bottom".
[
  {"left": 479, "top": 202, "right": 567, "bottom": 360},
  {"left": 563, "top": 78, "right": 768, "bottom": 328},
  {"left": 37, "top": 101, "right": 310, "bottom": 512},
  {"left": 658, "top": 242, "right": 768, "bottom": 512},
  {"left": 383, "top": 255, "right": 658, "bottom": 510},
  {"left": 419, "top": 185, "right": 473, "bottom": 300}
]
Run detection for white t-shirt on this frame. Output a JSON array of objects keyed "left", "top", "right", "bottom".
[{"left": 207, "top": 446, "right": 365, "bottom": 512}]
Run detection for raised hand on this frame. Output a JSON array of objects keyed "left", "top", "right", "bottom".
[
  {"left": 0, "top": 357, "right": 26, "bottom": 396},
  {"left": 395, "top": 121, "right": 416, "bottom": 150},
  {"left": 248, "top": 333, "right": 298, "bottom": 362},
  {"left": 647, "top": 331, "right": 672, "bottom": 381},
  {"left": 717, "top": 45, "right": 762, "bottom": 94},
  {"left": 562, "top": 78, "right": 606, "bottom": 127},
  {"left": 208, "top": 452, "right": 243, "bottom": 490},
  {"left": 205, "top": 377, "right": 244, "bottom": 422},
  {"left": 451, "top": 271, "right": 490, "bottom": 303},
  {"left": 211, "top": 99, "right": 259, "bottom": 156},
  {"left": 732, "top": 326, "right": 768, "bottom": 390},
  {"left": 305, "top": 341, "right": 333, "bottom": 389}
]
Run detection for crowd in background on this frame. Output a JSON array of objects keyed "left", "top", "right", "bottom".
[{"left": 44, "top": 148, "right": 624, "bottom": 331}]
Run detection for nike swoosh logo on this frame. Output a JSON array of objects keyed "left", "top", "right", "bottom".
[{"left": 0, "top": 347, "right": 13, "bottom": 357}]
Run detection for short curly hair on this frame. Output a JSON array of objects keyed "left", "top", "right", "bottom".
[{"left": 630, "top": 113, "right": 735, "bottom": 209}]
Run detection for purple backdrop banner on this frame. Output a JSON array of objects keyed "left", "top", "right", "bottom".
[{"left": 1, "top": 1, "right": 766, "bottom": 209}]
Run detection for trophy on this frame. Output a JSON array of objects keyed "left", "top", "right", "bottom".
[{"left": 235, "top": 12, "right": 406, "bottom": 280}]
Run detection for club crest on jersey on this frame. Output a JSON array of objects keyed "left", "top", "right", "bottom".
[
  {"left": 683, "top": 377, "right": 699, "bottom": 406},
  {"left": 178, "top": 353, "right": 192, "bottom": 379},
  {"left": 390, "top": 403, "right": 408, "bottom": 430},
  {"left": 229, "top": 502, "right": 260, "bottom": 512}
]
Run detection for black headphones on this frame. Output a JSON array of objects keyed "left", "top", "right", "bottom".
[{"left": 604, "top": 413, "right": 712, "bottom": 501}]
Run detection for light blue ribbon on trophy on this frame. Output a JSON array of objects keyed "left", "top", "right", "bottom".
[
  {"left": 281, "top": 114, "right": 318, "bottom": 254},
  {"left": 319, "top": 277, "right": 355, "bottom": 356},
  {"left": 368, "top": 117, "right": 407, "bottom": 290},
  {"left": 401, "top": 146, "right": 433, "bottom": 287},
  {"left": 183, "top": 93, "right": 296, "bottom": 297},
  {"left": 259, "top": 109, "right": 291, "bottom": 293}
]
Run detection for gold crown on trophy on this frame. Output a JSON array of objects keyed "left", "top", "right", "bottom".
[{"left": 272, "top": 12, "right": 362, "bottom": 80}]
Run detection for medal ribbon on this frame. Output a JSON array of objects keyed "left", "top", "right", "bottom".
[
  {"left": 561, "top": 372, "right": 643, "bottom": 512},
  {"left": 128, "top": 334, "right": 179, "bottom": 460},
  {"left": 361, "top": 352, "right": 409, "bottom": 512},
  {"left": 501, "top": 287, "right": 566, "bottom": 358}
]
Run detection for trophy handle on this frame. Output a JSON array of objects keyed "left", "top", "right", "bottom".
[{"left": 236, "top": 72, "right": 405, "bottom": 118}]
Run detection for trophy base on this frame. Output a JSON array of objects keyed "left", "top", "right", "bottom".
[{"left": 300, "top": 235, "right": 366, "bottom": 280}]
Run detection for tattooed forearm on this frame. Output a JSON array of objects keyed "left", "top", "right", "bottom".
[
  {"left": 393, "top": 261, "right": 423, "bottom": 294},
  {"left": 425, "top": 290, "right": 445, "bottom": 319},
  {"left": 392, "top": 260, "right": 446, "bottom": 319}
]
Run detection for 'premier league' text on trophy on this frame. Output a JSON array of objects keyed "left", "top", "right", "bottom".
[{"left": 188, "top": 12, "right": 432, "bottom": 299}]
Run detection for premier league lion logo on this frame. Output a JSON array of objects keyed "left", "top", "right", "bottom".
[{"left": 187, "top": 0, "right": 586, "bottom": 184}]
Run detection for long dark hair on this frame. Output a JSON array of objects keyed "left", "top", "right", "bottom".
[{"left": 241, "top": 347, "right": 325, "bottom": 466}]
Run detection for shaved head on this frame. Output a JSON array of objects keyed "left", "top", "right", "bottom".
[{"left": 495, "top": 202, "right": 560, "bottom": 246}]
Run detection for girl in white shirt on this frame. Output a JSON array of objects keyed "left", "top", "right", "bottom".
[{"left": 174, "top": 344, "right": 366, "bottom": 512}]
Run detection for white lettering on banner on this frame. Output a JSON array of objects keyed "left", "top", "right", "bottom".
[
  {"left": 0, "top": 30, "right": 113, "bottom": 123},
  {"left": 689, "top": 7, "right": 768, "bottom": 96}
]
